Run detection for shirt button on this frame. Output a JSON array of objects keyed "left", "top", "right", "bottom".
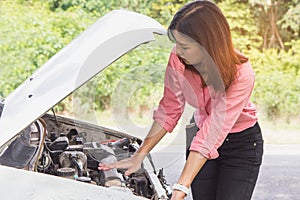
[{"left": 226, "top": 138, "right": 229, "bottom": 142}]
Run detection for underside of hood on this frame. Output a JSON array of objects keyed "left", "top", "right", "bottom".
[{"left": 0, "top": 10, "right": 167, "bottom": 146}]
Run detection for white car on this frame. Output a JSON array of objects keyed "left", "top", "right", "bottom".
[{"left": 0, "top": 10, "right": 172, "bottom": 200}]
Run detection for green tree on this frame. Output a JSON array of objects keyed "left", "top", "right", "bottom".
[
  {"left": 218, "top": 0, "right": 262, "bottom": 53},
  {"left": 249, "top": 0, "right": 300, "bottom": 49},
  {"left": 1, "top": 0, "right": 300, "bottom": 121},
  {"left": 0, "top": 0, "right": 95, "bottom": 99}
]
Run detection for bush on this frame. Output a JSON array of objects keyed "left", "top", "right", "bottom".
[{"left": 251, "top": 41, "right": 300, "bottom": 121}]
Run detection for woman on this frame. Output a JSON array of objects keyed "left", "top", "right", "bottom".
[{"left": 99, "top": 1, "right": 263, "bottom": 199}]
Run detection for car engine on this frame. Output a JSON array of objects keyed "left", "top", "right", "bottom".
[{"left": 0, "top": 112, "right": 172, "bottom": 200}]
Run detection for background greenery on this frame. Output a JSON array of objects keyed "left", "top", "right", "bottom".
[{"left": 1, "top": 0, "right": 300, "bottom": 132}]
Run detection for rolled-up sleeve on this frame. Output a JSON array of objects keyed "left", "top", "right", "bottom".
[
  {"left": 190, "top": 68, "right": 255, "bottom": 159},
  {"left": 153, "top": 53, "right": 185, "bottom": 133}
]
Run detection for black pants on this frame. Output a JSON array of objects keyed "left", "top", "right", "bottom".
[{"left": 186, "top": 123, "right": 264, "bottom": 200}]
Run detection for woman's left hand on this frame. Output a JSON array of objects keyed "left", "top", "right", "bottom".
[{"left": 170, "top": 190, "right": 186, "bottom": 200}]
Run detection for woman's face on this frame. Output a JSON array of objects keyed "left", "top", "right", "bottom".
[
  {"left": 172, "top": 30, "right": 211, "bottom": 81},
  {"left": 172, "top": 30, "right": 204, "bottom": 66}
]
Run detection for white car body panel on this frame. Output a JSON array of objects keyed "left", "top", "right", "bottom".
[
  {"left": 0, "top": 10, "right": 166, "bottom": 146},
  {"left": 0, "top": 165, "right": 146, "bottom": 200}
]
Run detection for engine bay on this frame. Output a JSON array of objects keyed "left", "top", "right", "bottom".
[{"left": 0, "top": 113, "right": 171, "bottom": 200}]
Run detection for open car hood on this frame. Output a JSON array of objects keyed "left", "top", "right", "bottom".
[{"left": 0, "top": 10, "right": 166, "bottom": 146}]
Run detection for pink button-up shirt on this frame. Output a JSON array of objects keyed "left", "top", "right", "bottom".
[{"left": 153, "top": 50, "right": 257, "bottom": 159}]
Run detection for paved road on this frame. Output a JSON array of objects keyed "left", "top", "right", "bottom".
[
  {"left": 252, "top": 144, "right": 300, "bottom": 200},
  {"left": 150, "top": 144, "right": 300, "bottom": 200}
]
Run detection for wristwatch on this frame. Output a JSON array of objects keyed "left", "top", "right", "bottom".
[{"left": 172, "top": 183, "right": 189, "bottom": 196}]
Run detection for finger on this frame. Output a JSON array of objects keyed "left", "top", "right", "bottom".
[
  {"left": 108, "top": 159, "right": 132, "bottom": 169},
  {"left": 98, "top": 160, "right": 130, "bottom": 170},
  {"left": 124, "top": 166, "right": 139, "bottom": 176},
  {"left": 124, "top": 169, "right": 132, "bottom": 176},
  {"left": 98, "top": 163, "right": 112, "bottom": 171}
]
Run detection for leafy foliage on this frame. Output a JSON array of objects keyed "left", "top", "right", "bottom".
[
  {"left": 218, "top": 0, "right": 262, "bottom": 53},
  {"left": 251, "top": 46, "right": 300, "bottom": 120},
  {"left": 279, "top": 2, "right": 300, "bottom": 40},
  {"left": 0, "top": 1, "right": 95, "bottom": 98},
  {"left": 1, "top": 0, "right": 300, "bottom": 120}
]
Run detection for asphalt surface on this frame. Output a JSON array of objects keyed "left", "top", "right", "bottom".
[{"left": 150, "top": 144, "right": 300, "bottom": 200}]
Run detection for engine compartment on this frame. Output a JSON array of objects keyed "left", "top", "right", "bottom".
[{"left": 0, "top": 113, "right": 171, "bottom": 200}]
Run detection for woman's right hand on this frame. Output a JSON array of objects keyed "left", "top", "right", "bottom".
[
  {"left": 98, "top": 122, "right": 167, "bottom": 176},
  {"left": 98, "top": 153, "right": 146, "bottom": 176}
]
